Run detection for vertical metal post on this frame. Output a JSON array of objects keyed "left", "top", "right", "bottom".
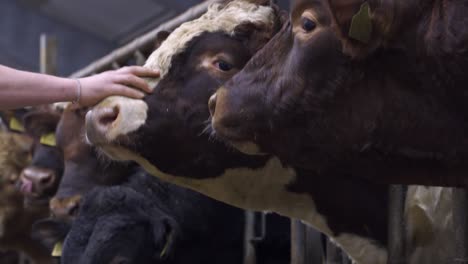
[
  {"left": 453, "top": 188, "right": 468, "bottom": 263},
  {"left": 388, "top": 185, "right": 407, "bottom": 264},
  {"left": 326, "top": 239, "right": 343, "bottom": 264},
  {"left": 244, "top": 210, "right": 257, "bottom": 264},
  {"left": 341, "top": 251, "right": 352, "bottom": 264},
  {"left": 40, "top": 34, "right": 57, "bottom": 75},
  {"left": 291, "top": 220, "right": 305, "bottom": 264},
  {"left": 291, "top": 219, "right": 323, "bottom": 264}
]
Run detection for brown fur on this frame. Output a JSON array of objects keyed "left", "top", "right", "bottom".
[
  {"left": 0, "top": 131, "right": 52, "bottom": 263},
  {"left": 211, "top": 0, "right": 468, "bottom": 187}
]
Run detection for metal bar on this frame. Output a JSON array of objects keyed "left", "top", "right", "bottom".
[
  {"left": 69, "top": 0, "right": 222, "bottom": 78},
  {"left": 453, "top": 188, "right": 468, "bottom": 263},
  {"left": 326, "top": 239, "right": 342, "bottom": 264},
  {"left": 291, "top": 220, "right": 323, "bottom": 264},
  {"left": 388, "top": 185, "right": 407, "bottom": 264},
  {"left": 341, "top": 251, "right": 352, "bottom": 264},
  {"left": 244, "top": 210, "right": 257, "bottom": 264},
  {"left": 134, "top": 50, "right": 146, "bottom": 66},
  {"left": 40, "top": 34, "right": 57, "bottom": 75},
  {"left": 291, "top": 220, "right": 305, "bottom": 264}
]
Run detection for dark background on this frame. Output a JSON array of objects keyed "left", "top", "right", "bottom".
[{"left": 0, "top": 0, "right": 289, "bottom": 76}]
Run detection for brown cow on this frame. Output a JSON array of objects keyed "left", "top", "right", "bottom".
[
  {"left": 83, "top": 1, "right": 462, "bottom": 262},
  {"left": 50, "top": 104, "right": 133, "bottom": 220},
  {"left": 209, "top": 0, "right": 468, "bottom": 187},
  {"left": 0, "top": 130, "right": 53, "bottom": 263}
]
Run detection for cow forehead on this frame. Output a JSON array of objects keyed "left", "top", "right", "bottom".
[{"left": 144, "top": 0, "right": 276, "bottom": 89}]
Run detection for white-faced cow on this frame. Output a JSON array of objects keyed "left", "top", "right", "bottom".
[{"left": 32, "top": 102, "right": 292, "bottom": 264}]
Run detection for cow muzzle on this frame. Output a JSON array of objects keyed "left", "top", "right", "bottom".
[
  {"left": 210, "top": 87, "right": 265, "bottom": 155},
  {"left": 85, "top": 96, "right": 148, "bottom": 145},
  {"left": 19, "top": 166, "right": 56, "bottom": 197},
  {"left": 50, "top": 195, "right": 81, "bottom": 221}
]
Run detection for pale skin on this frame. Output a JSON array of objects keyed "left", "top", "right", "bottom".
[{"left": 0, "top": 65, "right": 160, "bottom": 110}]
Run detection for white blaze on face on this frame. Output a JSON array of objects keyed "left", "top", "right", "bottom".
[{"left": 90, "top": 0, "right": 276, "bottom": 142}]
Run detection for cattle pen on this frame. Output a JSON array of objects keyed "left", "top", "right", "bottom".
[{"left": 46, "top": 0, "right": 468, "bottom": 264}]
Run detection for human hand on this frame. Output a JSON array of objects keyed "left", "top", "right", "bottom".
[{"left": 76, "top": 66, "right": 160, "bottom": 107}]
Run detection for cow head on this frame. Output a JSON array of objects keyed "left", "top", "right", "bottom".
[
  {"left": 85, "top": 1, "right": 281, "bottom": 177},
  {"left": 60, "top": 185, "right": 178, "bottom": 264},
  {"left": 0, "top": 130, "right": 33, "bottom": 209},
  {"left": 16, "top": 106, "right": 64, "bottom": 206},
  {"left": 50, "top": 103, "right": 134, "bottom": 221},
  {"left": 209, "top": 0, "right": 456, "bottom": 178}
]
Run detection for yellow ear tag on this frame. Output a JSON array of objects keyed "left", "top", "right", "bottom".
[
  {"left": 348, "top": 2, "right": 373, "bottom": 43},
  {"left": 51, "top": 242, "right": 63, "bottom": 257},
  {"left": 9, "top": 117, "right": 25, "bottom": 132},
  {"left": 40, "top": 133, "right": 56, "bottom": 147}
]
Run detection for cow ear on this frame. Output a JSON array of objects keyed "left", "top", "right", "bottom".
[
  {"left": 0, "top": 109, "right": 30, "bottom": 133},
  {"left": 31, "top": 219, "right": 70, "bottom": 252},
  {"left": 328, "top": 0, "right": 393, "bottom": 58},
  {"left": 154, "top": 31, "right": 171, "bottom": 50},
  {"left": 22, "top": 109, "right": 61, "bottom": 138},
  {"left": 233, "top": 20, "right": 279, "bottom": 54}
]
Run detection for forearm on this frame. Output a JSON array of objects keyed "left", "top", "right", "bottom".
[{"left": 0, "top": 65, "right": 77, "bottom": 110}]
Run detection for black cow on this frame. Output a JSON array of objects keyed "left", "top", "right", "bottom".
[
  {"left": 19, "top": 105, "right": 63, "bottom": 205},
  {"left": 61, "top": 170, "right": 291, "bottom": 264}
]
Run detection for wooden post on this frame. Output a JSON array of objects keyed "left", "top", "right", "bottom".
[
  {"left": 453, "top": 188, "right": 468, "bottom": 263},
  {"left": 291, "top": 220, "right": 323, "bottom": 264},
  {"left": 40, "top": 34, "right": 57, "bottom": 75},
  {"left": 387, "top": 185, "right": 407, "bottom": 264}
]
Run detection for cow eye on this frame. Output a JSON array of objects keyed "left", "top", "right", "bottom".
[
  {"left": 301, "top": 17, "right": 316, "bottom": 32},
  {"left": 215, "top": 60, "right": 233, "bottom": 72}
]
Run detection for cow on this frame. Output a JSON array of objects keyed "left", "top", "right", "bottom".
[
  {"left": 209, "top": 0, "right": 468, "bottom": 187},
  {"left": 50, "top": 104, "right": 133, "bottom": 220},
  {"left": 83, "top": 0, "right": 389, "bottom": 262},
  {"left": 15, "top": 105, "right": 64, "bottom": 206},
  {"left": 60, "top": 170, "right": 292, "bottom": 264},
  {"left": 83, "top": 0, "right": 460, "bottom": 263},
  {"left": 0, "top": 130, "right": 54, "bottom": 263},
  {"left": 30, "top": 101, "right": 291, "bottom": 264}
]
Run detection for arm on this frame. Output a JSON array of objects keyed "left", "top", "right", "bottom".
[{"left": 0, "top": 65, "right": 159, "bottom": 110}]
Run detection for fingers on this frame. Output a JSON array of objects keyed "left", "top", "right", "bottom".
[
  {"left": 112, "top": 85, "right": 146, "bottom": 99},
  {"left": 116, "top": 66, "right": 160, "bottom": 93},
  {"left": 116, "top": 74, "right": 152, "bottom": 93},
  {"left": 118, "top": 66, "right": 160, "bottom": 78}
]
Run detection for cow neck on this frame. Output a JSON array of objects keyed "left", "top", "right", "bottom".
[
  {"left": 135, "top": 136, "right": 272, "bottom": 180},
  {"left": 290, "top": 169, "right": 388, "bottom": 245}
]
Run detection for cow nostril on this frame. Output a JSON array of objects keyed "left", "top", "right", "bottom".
[
  {"left": 67, "top": 201, "right": 80, "bottom": 217},
  {"left": 208, "top": 93, "right": 217, "bottom": 117},
  {"left": 39, "top": 173, "right": 53, "bottom": 185},
  {"left": 98, "top": 106, "right": 120, "bottom": 128}
]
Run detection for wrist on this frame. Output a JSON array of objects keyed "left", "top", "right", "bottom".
[
  {"left": 72, "top": 79, "right": 82, "bottom": 104},
  {"left": 61, "top": 78, "right": 82, "bottom": 103}
]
